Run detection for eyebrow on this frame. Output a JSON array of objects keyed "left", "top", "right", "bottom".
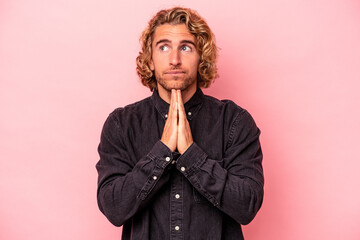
[{"left": 155, "top": 39, "right": 196, "bottom": 47}]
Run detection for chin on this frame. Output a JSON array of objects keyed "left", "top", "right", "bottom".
[
  {"left": 160, "top": 82, "right": 184, "bottom": 91},
  {"left": 157, "top": 76, "right": 197, "bottom": 92}
]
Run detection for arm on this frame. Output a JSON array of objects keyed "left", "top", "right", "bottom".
[
  {"left": 177, "top": 109, "right": 264, "bottom": 225},
  {"left": 161, "top": 90, "right": 264, "bottom": 224},
  {"left": 96, "top": 112, "right": 174, "bottom": 227}
]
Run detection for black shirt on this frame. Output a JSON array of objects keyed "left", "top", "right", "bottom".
[{"left": 96, "top": 88, "right": 264, "bottom": 240}]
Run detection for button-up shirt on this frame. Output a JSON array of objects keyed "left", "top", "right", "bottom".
[{"left": 96, "top": 88, "right": 264, "bottom": 240}]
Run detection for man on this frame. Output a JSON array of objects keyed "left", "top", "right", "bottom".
[{"left": 96, "top": 7, "right": 264, "bottom": 240}]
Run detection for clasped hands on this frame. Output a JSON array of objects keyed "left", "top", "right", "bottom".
[{"left": 161, "top": 89, "right": 193, "bottom": 154}]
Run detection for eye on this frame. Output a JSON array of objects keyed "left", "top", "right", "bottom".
[
  {"left": 160, "top": 45, "right": 169, "bottom": 51},
  {"left": 180, "top": 45, "right": 192, "bottom": 52}
]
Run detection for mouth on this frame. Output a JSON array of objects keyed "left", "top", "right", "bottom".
[{"left": 165, "top": 70, "right": 186, "bottom": 75}]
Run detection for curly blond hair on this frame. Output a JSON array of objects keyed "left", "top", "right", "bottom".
[{"left": 136, "top": 7, "right": 218, "bottom": 91}]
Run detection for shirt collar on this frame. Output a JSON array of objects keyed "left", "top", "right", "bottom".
[{"left": 151, "top": 88, "right": 204, "bottom": 121}]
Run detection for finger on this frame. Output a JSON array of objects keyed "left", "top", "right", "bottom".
[
  {"left": 177, "top": 90, "right": 186, "bottom": 123},
  {"left": 176, "top": 90, "right": 183, "bottom": 107},
  {"left": 168, "top": 89, "right": 177, "bottom": 120},
  {"left": 161, "top": 89, "right": 178, "bottom": 152},
  {"left": 176, "top": 90, "right": 193, "bottom": 154}
]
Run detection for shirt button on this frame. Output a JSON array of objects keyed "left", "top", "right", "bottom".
[
  {"left": 175, "top": 194, "right": 180, "bottom": 199},
  {"left": 180, "top": 167, "right": 186, "bottom": 172},
  {"left": 188, "top": 112, "right": 192, "bottom": 116},
  {"left": 171, "top": 160, "right": 176, "bottom": 165},
  {"left": 165, "top": 157, "right": 171, "bottom": 162},
  {"left": 165, "top": 114, "right": 168, "bottom": 118},
  {"left": 153, "top": 176, "right": 157, "bottom": 180},
  {"left": 175, "top": 226, "right": 180, "bottom": 231}
]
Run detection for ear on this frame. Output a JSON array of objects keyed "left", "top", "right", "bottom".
[{"left": 149, "top": 59, "right": 154, "bottom": 71}]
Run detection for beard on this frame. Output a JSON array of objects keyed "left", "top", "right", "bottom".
[{"left": 155, "top": 72, "right": 196, "bottom": 92}]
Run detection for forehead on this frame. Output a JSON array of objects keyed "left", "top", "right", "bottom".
[{"left": 152, "top": 24, "right": 196, "bottom": 44}]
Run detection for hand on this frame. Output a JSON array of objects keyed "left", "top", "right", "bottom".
[
  {"left": 161, "top": 89, "right": 193, "bottom": 154},
  {"left": 161, "top": 89, "right": 178, "bottom": 152},
  {"left": 176, "top": 90, "right": 193, "bottom": 154}
]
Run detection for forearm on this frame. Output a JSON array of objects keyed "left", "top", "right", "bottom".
[
  {"left": 96, "top": 141, "right": 174, "bottom": 226},
  {"left": 176, "top": 142, "right": 264, "bottom": 225}
]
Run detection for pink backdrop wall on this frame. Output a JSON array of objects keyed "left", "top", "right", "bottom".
[{"left": 1, "top": 0, "right": 360, "bottom": 239}]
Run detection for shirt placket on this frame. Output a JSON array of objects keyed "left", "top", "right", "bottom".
[{"left": 170, "top": 171, "right": 184, "bottom": 240}]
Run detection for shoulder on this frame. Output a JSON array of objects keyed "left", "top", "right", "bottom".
[
  {"left": 202, "top": 94, "right": 248, "bottom": 117},
  {"left": 105, "top": 96, "right": 153, "bottom": 127},
  {"left": 109, "top": 96, "right": 152, "bottom": 117},
  {"left": 202, "top": 94, "right": 258, "bottom": 131}
]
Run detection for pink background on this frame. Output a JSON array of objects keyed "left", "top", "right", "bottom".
[{"left": 1, "top": 0, "right": 360, "bottom": 239}]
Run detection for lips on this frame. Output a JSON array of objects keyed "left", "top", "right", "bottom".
[{"left": 165, "top": 70, "right": 186, "bottom": 74}]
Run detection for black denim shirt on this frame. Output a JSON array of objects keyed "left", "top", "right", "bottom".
[{"left": 96, "top": 88, "right": 264, "bottom": 240}]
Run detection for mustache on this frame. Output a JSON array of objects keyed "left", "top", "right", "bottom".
[{"left": 170, "top": 66, "right": 182, "bottom": 70}]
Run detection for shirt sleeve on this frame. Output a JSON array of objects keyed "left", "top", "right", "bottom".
[
  {"left": 175, "top": 109, "right": 264, "bottom": 225},
  {"left": 96, "top": 112, "right": 174, "bottom": 227}
]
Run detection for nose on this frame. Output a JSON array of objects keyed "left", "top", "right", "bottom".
[{"left": 169, "top": 49, "right": 181, "bottom": 67}]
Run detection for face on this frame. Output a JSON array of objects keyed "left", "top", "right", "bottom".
[{"left": 150, "top": 24, "right": 200, "bottom": 93}]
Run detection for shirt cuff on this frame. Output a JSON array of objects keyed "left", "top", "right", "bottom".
[
  {"left": 137, "top": 141, "right": 174, "bottom": 200},
  {"left": 176, "top": 142, "right": 207, "bottom": 176},
  {"left": 147, "top": 140, "right": 175, "bottom": 169}
]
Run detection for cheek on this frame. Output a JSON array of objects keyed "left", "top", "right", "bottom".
[
  {"left": 191, "top": 58, "right": 200, "bottom": 72},
  {"left": 152, "top": 55, "right": 167, "bottom": 69}
]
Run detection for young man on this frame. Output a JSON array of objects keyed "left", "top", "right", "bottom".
[{"left": 96, "top": 7, "right": 264, "bottom": 240}]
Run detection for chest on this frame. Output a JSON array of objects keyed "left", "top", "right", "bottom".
[{"left": 125, "top": 112, "right": 226, "bottom": 164}]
